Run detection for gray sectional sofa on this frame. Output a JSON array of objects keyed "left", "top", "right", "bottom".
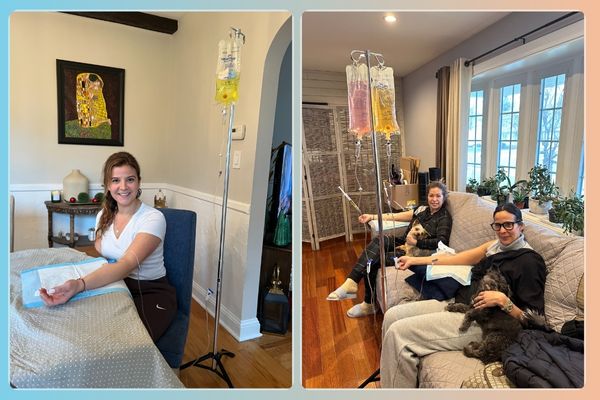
[{"left": 376, "top": 191, "right": 584, "bottom": 388}]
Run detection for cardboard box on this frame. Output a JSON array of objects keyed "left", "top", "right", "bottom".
[{"left": 390, "top": 184, "right": 419, "bottom": 210}]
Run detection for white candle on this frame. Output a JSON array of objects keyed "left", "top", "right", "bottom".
[{"left": 51, "top": 190, "right": 61, "bottom": 202}]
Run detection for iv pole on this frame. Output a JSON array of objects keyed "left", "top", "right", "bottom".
[
  {"left": 180, "top": 27, "right": 245, "bottom": 389},
  {"left": 351, "top": 49, "right": 389, "bottom": 389},
  {"left": 351, "top": 49, "right": 388, "bottom": 313}
]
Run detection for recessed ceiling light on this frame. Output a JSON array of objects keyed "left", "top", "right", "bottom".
[{"left": 384, "top": 15, "right": 397, "bottom": 23}]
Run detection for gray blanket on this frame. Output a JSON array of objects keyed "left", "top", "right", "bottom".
[{"left": 10, "top": 248, "right": 183, "bottom": 388}]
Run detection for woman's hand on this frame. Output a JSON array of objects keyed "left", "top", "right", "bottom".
[
  {"left": 358, "top": 214, "right": 373, "bottom": 224},
  {"left": 395, "top": 256, "right": 417, "bottom": 270},
  {"left": 39, "top": 279, "right": 83, "bottom": 307},
  {"left": 472, "top": 291, "right": 506, "bottom": 310}
]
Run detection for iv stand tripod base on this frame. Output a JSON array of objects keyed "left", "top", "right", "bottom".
[
  {"left": 358, "top": 368, "right": 380, "bottom": 388},
  {"left": 180, "top": 349, "right": 236, "bottom": 388}
]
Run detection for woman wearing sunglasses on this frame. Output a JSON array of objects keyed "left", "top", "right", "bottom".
[{"left": 379, "top": 202, "right": 547, "bottom": 388}]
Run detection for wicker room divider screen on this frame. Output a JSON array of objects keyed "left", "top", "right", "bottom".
[{"left": 302, "top": 104, "right": 404, "bottom": 250}]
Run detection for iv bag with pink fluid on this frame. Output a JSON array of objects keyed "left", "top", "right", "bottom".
[
  {"left": 346, "top": 63, "right": 371, "bottom": 140},
  {"left": 370, "top": 66, "right": 400, "bottom": 140}
]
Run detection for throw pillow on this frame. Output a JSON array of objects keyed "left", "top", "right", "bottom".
[{"left": 461, "top": 362, "right": 515, "bottom": 389}]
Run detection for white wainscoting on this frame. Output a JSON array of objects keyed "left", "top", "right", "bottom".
[{"left": 9, "top": 183, "right": 261, "bottom": 342}]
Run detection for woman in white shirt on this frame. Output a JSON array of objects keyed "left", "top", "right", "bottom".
[{"left": 40, "top": 152, "right": 176, "bottom": 342}]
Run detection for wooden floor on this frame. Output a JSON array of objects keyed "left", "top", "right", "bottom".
[
  {"left": 178, "top": 299, "right": 292, "bottom": 388},
  {"left": 302, "top": 234, "right": 382, "bottom": 388}
]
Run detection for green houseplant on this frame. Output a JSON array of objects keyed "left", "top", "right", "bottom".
[
  {"left": 466, "top": 178, "right": 479, "bottom": 194},
  {"left": 549, "top": 197, "right": 565, "bottom": 223},
  {"left": 483, "top": 169, "right": 528, "bottom": 206},
  {"left": 553, "top": 191, "right": 584, "bottom": 235},
  {"left": 480, "top": 173, "right": 507, "bottom": 204},
  {"left": 527, "top": 165, "right": 559, "bottom": 215},
  {"left": 511, "top": 181, "right": 530, "bottom": 209}
]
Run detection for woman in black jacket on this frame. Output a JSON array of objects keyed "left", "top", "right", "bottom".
[
  {"left": 380, "top": 203, "right": 547, "bottom": 388},
  {"left": 327, "top": 181, "right": 452, "bottom": 318}
]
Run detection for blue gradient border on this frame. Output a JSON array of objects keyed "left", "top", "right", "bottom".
[{"left": 3, "top": 1, "right": 597, "bottom": 400}]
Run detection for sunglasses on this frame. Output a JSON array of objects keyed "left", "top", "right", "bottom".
[{"left": 490, "top": 220, "right": 522, "bottom": 231}]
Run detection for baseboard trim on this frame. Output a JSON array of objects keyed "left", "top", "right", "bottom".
[{"left": 192, "top": 282, "right": 261, "bottom": 342}]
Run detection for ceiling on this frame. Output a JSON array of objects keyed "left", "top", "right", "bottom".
[{"left": 303, "top": 11, "right": 510, "bottom": 77}]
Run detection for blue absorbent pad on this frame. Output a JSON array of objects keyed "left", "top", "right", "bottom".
[{"left": 21, "top": 257, "right": 130, "bottom": 308}]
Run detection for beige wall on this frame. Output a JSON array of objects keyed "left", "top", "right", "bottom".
[
  {"left": 168, "top": 12, "right": 290, "bottom": 204},
  {"left": 10, "top": 12, "right": 175, "bottom": 186}
]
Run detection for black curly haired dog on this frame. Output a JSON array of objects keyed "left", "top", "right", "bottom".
[{"left": 445, "top": 268, "right": 534, "bottom": 364}]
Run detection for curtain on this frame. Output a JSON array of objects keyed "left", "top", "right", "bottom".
[
  {"left": 445, "top": 58, "right": 472, "bottom": 191},
  {"left": 435, "top": 66, "right": 450, "bottom": 179}
]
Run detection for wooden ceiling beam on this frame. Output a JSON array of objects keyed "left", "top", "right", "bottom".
[{"left": 63, "top": 12, "right": 178, "bottom": 35}]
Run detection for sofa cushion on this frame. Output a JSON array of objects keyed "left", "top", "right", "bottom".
[
  {"left": 461, "top": 362, "right": 515, "bottom": 388},
  {"left": 576, "top": 274, "right": 584, "bottom": 314},
  {"left": 376, "top": 267, "right": 421, "bottom": 310},
  {"left": 543, "top": 236, "right": 584, "bottom": 332},
  {"left": 446, "top": 192, "right": 497, "bottom": 252},
  {"left": 419, "top": 351, "right": 484, "bottom": 388}
]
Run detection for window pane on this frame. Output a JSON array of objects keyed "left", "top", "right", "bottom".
[
  {"left": 556, "top": 74, "right": 566, "bottom": 107},
  {"left": 499, "top": 142, "right": 509, "bottom": 166},
  {"left": 541, "top": 111, "right": 552, "bottom": 141},
  {"left": 512, "top": 85, "right": 520, "bottom": 111},
  {"left": 542, "top": 77, "right": 556, "bottom": 108},
  {"left": 500, "top": 114, "right": 511, "bottom": 141},
  {"left": 468, "top": 117, "right": 475, "bottom": 140},
  {"left": 509, "top": 142, "right": 518, "bottom": 167},
  {"left": 537, "top": 143, "right": 546, "bottom": 165},
  {"left": 470, "top": 94, "right": 477, "bottom": 115},
  {"left": 552, "top": 109, "right": 562, "bottom": 141},
  {"left": 497, "top": 84, "right": 520, "bottom": 174},
  {"left": 501, "top": 88, "right": 512, "bottom": 112},
  {"left": 536, "top": 74, "right": 566, "bottom": 171},
  {"left": 511, "top": 113, "right": 519, "bottom": 141},
  {"left": 467, "top": 143, "right": 475, "bottom": 163},
  {"left": 467, "top": 89, "right": 484, "bottom": 182}
]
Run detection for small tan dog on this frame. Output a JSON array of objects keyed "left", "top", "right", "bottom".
[{"left": 396, "top": 221, "right": 431, "bottom": 257}]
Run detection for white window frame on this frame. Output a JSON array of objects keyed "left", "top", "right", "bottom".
[
  {"left": 466, "top": 88, "right": 487, "bottom": 182},
  {"left": 473, "top": 55, "right": 583, "bottom": 195}
]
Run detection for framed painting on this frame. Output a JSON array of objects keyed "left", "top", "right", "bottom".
[{"left": 57, "top": 59, "right": 125, "bottom": 146}]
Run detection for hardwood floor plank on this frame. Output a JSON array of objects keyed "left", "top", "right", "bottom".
[
  {"left": 302, "top": 234, "right": 382, "bottom": 388},
  {"left": 179, "top": 299, "right": 291, "bottom": 388}
]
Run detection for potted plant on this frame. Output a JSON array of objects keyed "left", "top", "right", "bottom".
[
  {"left": 553, "top": 191, "right": 584, "bottom": 235},
  {"left": 484, "top": 169, "right": 528, "bottom": 206},
  {"left": 466, "top": 178, "right": 479, "bottom": 194},
  {"left": 480, "top": 174, "right": 503, "bottom": 204},
  {"left": 493, "top": 170, "right": 511, "bottom": 205},
  {"left": 548, "top": 196, "right": 565, "bottom": 223},
  {"left": 476, "top": 179, "right": 492, "bottom": 197},
  {"left": 527, "top": 165, "right": 559, "bottom": 215},
  {"left": 511, "top": 181, "right": 530, "bottom": 209}
]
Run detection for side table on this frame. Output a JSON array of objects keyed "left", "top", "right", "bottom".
[{"left": 44, "top": 201, "right": 102, "bottom": 250}]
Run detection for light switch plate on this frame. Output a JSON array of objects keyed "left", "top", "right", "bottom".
[
  {"left": 232, "top": 125, "right": 246, "bottom": 140},
  {"left": 232, "top": 151, "right": 241, "bottom": 169}
]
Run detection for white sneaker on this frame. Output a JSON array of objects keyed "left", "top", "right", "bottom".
[{"left": 346, "top": 302, "right": 377, "bottom": 318}]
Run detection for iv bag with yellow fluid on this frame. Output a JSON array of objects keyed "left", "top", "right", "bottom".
[
  {"left": 346, "top": 63, "right": 371, "bottom": 140},
  {"left": 215, "top": 33, "right": 243, "bottom": 105},
  {"left": 370, "top": 66, "right": 400, "bottom": 140}
]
